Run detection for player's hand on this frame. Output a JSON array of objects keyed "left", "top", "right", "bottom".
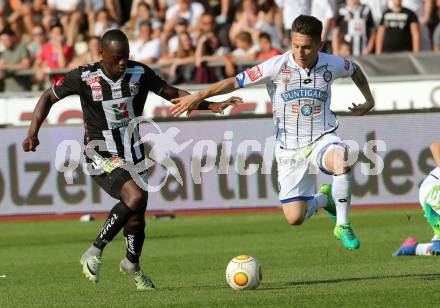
[
  {"left": 188, "top": 96, "right": 243, "bottom": 116},
  {"left": 348, "top": 101, "right": 374, "bottom": 116},
  {"left": 22, "top": 135, "right": 40, "bottom": 152},
  {"left": 170, "top": 94, "right": 201, "bottom": 117}
]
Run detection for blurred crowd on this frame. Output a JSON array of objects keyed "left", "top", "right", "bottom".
[{"left": 0, "top": 0, "right": 439, "bottom": 92}]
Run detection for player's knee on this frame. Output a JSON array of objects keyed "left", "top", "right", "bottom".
[
  {"left": 285, "top": 214, "right": 304, "bottom": 226},
  {"left": 123, "top": 191, "right": 148, "bottom": 211},
  {"left": 126, "top": 215, "right": 146, "bottom": 231}
]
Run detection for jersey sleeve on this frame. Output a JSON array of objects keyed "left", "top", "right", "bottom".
[
  {"left": 235, "top": 56, "right": 281, "bottom": 88},
  {"left": 333, "top": 56, "right": 355, "bottom": 79},
  {"left": 141, "top": 65, "right": 167, "bottom": 95},
  {"left": 52, "top": 68, "right": 82, "bottom": 99},
  {"left": 408, "top": 9, "right": 419, "bottom": 24}
]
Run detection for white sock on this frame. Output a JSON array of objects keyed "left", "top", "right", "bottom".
[
  {"left": 415, "top": 243, "right": 432, "bottom": 256},
  {"left": 332, "top": 171, "right": 352, "bottom": 225},
  {"left": 305, "top": 193, "right": 328, "bottom": 220}
]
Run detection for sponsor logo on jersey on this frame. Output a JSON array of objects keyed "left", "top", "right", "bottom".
[
  {"left": 90, "top": 83, "right": 102, "bottom": 101},
  {"left": 281, "top": 88, "right": 328, "bottom": 103},
  {"left": 129, "top": 82, "right": 139, "bottom": 96},
  {"left": 235, "top": 72, "right": 246, "bottom": 88},
  {"left": 245, "top": 65, "right": 262, "bottom": 82},
  {"left": 281, "top": 69, "right": 290, "bottom": 85},
  {"left": 85, "top": 76, "right": 100, "bottom": 85},
  {"left": 111, "top": 86, "right": 122, "bottom": 99},
  {"left": 55, "top": 77, "right": 64, "bottom": 87},
  {"left": 344, "top": 59, "right": 350, "bottom": 71},
  {"left": 81, "top": 71, "right": 101, "bottom": 81},
  {"left": 323, "top": 70, "right": 332, "bottom": 82},
  {"left": 126, "top": 67, "right": 145, "bottom": 74},
  {"left": 112, "top": 102, "right": 129, "bottom": 120}
]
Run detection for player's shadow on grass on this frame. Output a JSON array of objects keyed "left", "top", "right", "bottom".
[{"left": 286, "top": 273, "right": 440, "bottom": 286}]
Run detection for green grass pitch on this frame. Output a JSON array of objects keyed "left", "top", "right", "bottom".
[{"left": 0, "top": 208, "right": 439, "bottom": 307}]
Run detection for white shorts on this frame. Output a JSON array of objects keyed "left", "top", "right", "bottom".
[
  {"left": 419, "top": 167, "right": 440, "bottom": 215},
  {"left": 275, "top": 133, "right": 346, "bottom": 204}
]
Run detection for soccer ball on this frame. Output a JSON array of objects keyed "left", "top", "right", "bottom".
[{"left": 225, "top": 255, "right": 262, "bottom": 290}]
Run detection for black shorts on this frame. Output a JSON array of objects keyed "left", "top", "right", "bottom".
[{"left": 92, "top": 167, "right": 133, "bottom": 199}]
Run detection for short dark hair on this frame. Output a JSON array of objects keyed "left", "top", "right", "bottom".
[
  {"left": 0, "top": 27, "right": 15, "bottom": 37},
  {"left": 101, "top": 29, "right": 129, "bottom": 49},
  {"left": 291, "top": 15, "right": 322, "bottom": 42},
  {"left": 258, "top": 32, "right": 271, "bottom": 42},
  {"left": 49, "top": 19, "right": 63, "bottom": 31}
]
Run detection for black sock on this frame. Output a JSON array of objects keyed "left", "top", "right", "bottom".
[
  {"left": 124, "top": 222, "right": 146, "bottom": 263},
  {"left": 93, "top": 202, "right": 134, "bottom": 250}
]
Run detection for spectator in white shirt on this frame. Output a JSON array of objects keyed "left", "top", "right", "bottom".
[
  {"left": 164, "top": 0, "right": 205, "bottom": 34},
  {"left": 130, "top": 21, "right": 162, "bottom": 64},
  {"left": 275, "top": 0, "right": 311, "bottom": 46}
]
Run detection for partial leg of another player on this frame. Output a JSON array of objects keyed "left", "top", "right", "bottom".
[
  {"left": 393, "top": 235, "right": 440, "bottom": 256},
  {"left": 321, "top": 145, "right": 360, "bottom": 250}
]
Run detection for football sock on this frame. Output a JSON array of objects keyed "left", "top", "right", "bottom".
[
  {"left": 332, "top": 171, "right": 352, "bottom": 225},
  {"left": 305, "top": 193, "right": 327, "bottom": 220},
  {"left": 121, "top": 257, "right": 141, "bottom": 272},
  {"left": 415, "top": 243, "right": 432, "bottom": 256},
  {"left": 84, "top": 245, "right": 102, "bottom": 257},
  {"left": 124, "top": 223, "right": 146, "bottom": 263},
  {"left": 93, "top": 202, "right": 134, "bottom": 250}
]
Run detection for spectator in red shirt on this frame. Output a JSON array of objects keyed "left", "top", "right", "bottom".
[
  {"left": 256, "top": 32, "right": 281, "bottom": 60},
  {"left": 34, "top": 20, "right": 73, "bottom": 85}
]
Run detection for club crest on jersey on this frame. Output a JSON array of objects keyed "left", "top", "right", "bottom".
[
  {"left": 301, "top": 104, "right": 313, "bottom": 116},
  {"left": 129, "top": 82, "right": 139, "bottom": 96},
  {"left": 292, "top": 102, "right": 321, "bottom": 116},
  {"left": 323, "top": 70, "right": 332, "bottom": 82},
  {"left": 246, "top": 65, "right": 262, "bottom": 82}
]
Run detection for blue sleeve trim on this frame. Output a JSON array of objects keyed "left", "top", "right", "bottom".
[
  {"left": 235, "top": 72, "right": 246, "bottom": 88},
  {"left": 280, "top": 196, "right": 314, "bottom": 204}
]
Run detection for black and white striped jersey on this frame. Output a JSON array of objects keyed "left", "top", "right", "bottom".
[
  {"left": 336, "top": 4, "right": 375, "bottom": 56},
  {"left": 235, "top": 51, "right": 355, "bottom": 149},
  {"left": 52, "top": 60, "right": 166, "bottom": 163}
]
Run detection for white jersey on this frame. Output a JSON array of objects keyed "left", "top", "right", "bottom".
[{"left": 235, "top": 51, "right": 355, "bottom": 149}]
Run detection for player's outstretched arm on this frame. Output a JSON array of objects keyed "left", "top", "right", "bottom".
[
  {"left": 170, "top": 77, "right": 240, "bottom": 117},
  {"left": 160, "top": 83, "right": 241, "bottom": 117},
  {"left": 348, "top": 64, "right": 375, "bottom": 116},
  {"left": 22, "top": 88, "right": 60, "bottom": 152},
  {"left": 430, "top": 142, "right": 440, "bottom": 168}
]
